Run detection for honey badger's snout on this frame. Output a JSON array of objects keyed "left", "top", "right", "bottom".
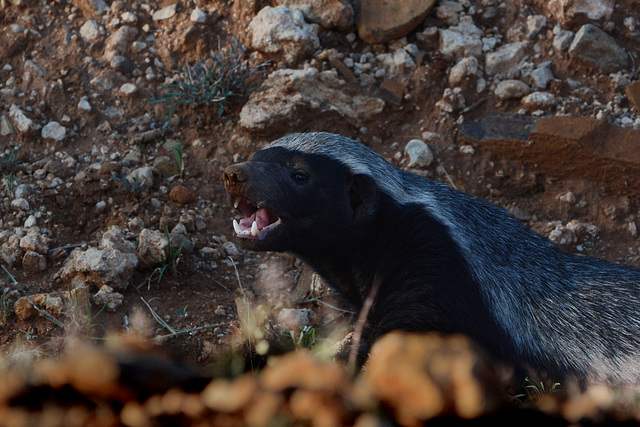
[
  {"left": 223, "top": 163, "right": 249, "bottom": 195},
  {"left": 223, "top": 162, "right": 283, "bottom": 241}
]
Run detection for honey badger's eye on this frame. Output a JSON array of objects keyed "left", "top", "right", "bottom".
[{"left": 291, "top": 170, "right": 308, "bottom": 184}]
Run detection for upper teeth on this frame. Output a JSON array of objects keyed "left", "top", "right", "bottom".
[{"left": 233, "top": 198, "right": 240, "bottom": 209}]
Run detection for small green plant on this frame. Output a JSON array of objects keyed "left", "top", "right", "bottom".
[
  {"left": 112, "top": 173, "right": 148, "bottom": 194},
  {"left": 171, "top": 140, "right": 184, "bottom": 179},
  {"left": 1, "top": 288, "right": 11, "bottom": 322},
  {"left": 141, "top": 297, "right": 227, "bottom": 341},
  {"left": 292, "top": 325, "right": 316, "bottom": 350},
  {"left": 0, "top": 148, "right": 19, "bottom": 171},
  {"left": 61, "top": 287, "right": 110, "bottom": 338},
  {"left": 512, "top": 377, "right": 562, "bottom": 404},
  {"left": 3, "top": 173, "right": 19, "bottom": 198},
  {"left": 152, "top": 36, "right": 267, "bottom": 124},
  {"left": 149, "top": 226, "right": 185, "bottom": 284}
]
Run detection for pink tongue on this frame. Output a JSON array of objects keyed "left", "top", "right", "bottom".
[{"left": 238, "top": 208, "right": 270, "bottom": 230}]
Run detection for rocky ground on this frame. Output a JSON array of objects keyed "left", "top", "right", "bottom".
[{"left": 1, "top": 0, "right": 640, "bottom": 424}]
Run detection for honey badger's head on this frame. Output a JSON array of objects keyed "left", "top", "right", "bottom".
[{"left": 223, "top": 133, "right": 383, "bottom": 254}]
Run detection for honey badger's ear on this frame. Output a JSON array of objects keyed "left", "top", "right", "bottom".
[{"left": 347, "top": 174, "right": 379, "bottom": 224}]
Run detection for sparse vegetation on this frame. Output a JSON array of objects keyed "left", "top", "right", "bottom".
[
  {"left": 112, "top": 173, "right": 148, "bottom": 194},
  {"left": 171, "top": 139, "right": 185, "bottom": 179},
  {"left": 149, "top": 226, "right": 185, "bottom": 285},
  {"left": 152, "top": 36, "right": 267, "bottom": 123}
]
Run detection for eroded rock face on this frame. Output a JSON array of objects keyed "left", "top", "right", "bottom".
[
  {"left": 59, "top": 226, "right": 138, "bottom": 290},
  {"left": 248, "top": 6, "right": 320, "bottom": 66},
  {"left": 239, "top": 68, "right": 385, "bottom": 134}
]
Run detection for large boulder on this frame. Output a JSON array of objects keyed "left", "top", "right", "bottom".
[
  {"left": 356, "top": 0, "right": 437, "bottom": 44},
  {"left": 59, "top": 226, "right": 138, "bottom": 290},
  {"left": 239, "top": 68, "right": 385, "bottom": 134}
]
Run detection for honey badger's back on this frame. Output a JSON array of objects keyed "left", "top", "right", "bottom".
[{"left": 266, "top": 132, "right": 640, "bottom": 385}]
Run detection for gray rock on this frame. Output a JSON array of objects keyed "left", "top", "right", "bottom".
[
  {"left": 404, "top": 139, "right": 433, "bottom": 168},
  {"left": 569, "top": 24, "right": 628, "bottom": 70},
  {"left": 41, "top": 121, "right": 67, "bottom": 141},
  {"left": 104, "top": 25, "right": 138, "bottom": 59},
  {"left": 14, "top": 183, "right": 32, "bottom": 199},
  {"left": 494, "top": 79, "right": 530, "bottom": 100},
  {"left": 485, "top": 41, "right": 530, "bottom": 77},
  {"left": 531, "top": 64, "right": 554, "bottom": 89},
  {"left": 553, "top": 29, "right": 574, "bottom": 52},
  {"left": 190, "top": 7, "right": 207, "bottom": 23},
  {"left": 110, "top": 55, "right": 133, "bottom": 73},
  {"left": 0, "top": 115, "right": 14, "bottom": 136},
  {"left": 277, "top": 0, "right": 353, "bottom": 31},
  {"left": 248, "top": 6, "right": 320, "bottom": 66},
  {"left": 78, "top": 96, "right": 92, "bottom": 111}
]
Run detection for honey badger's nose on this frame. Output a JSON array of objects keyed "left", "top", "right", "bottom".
[{"left": 223, "top": 164, "right": 249, "bottom": 192}]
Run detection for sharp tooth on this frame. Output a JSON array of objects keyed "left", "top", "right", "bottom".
[
  {"left": 251, "top": 220, "right": 259, "bottom": 237},
  {"left": 233, "top": 198, "right": 240, "bottom": 209},
  {"left": 233, "top": 219, "right": 242, "bottom": 234}
]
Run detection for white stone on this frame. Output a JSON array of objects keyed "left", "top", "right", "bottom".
[
  {"left": 438, "top": 16, "right": 483, "bottom": 59},
  {"left": 9, "top": 105, "right": 34, "bottom": 134},
  {"left": 522, "top": 91, "right": 557, "bottom": 108},
  {"left": 80, "top": 20, "right": 102, "bottom": 41},
  {"left": 248, "top": 6, "right": 320, "bottom": 66},
  {"left": 448, "top": 56, "right": 479, "bottom": 86},
  {"left": 404, "top": 139, "right": 433, "bottom": 168},
  {"left": 152, "top": 4, "right": 177, "bottom": 21},
  {"left": 92, "top": 285, "right": 124, "bottom": 311},
  {"left": 78, "top": 97, "right": 92, "bottom": 111},
  {"left": 190, "top": 7, "right": 207, "bottom": 23},
  {"left": 41, "top": 122, "right": 67, "bottom": 141},
  {"left": 119, "top": 83, "right": 138, "bottom": 95},
  {"left": 494, "top": 79, "right": 530, "bottom": 100},
  {"left": 11, "top": 198, "right": 29, "bottom": 211},
  {"left": 121, "top": 11, "right": 137, "bottom": 24}
]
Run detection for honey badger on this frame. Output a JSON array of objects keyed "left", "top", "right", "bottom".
[{"left": 223, "top": 132, "right": 640, "bottom": 385}]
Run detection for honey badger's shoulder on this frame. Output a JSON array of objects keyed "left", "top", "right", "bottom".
[{"left": 225, "top": 132, "right": 640, "bottom": 385}]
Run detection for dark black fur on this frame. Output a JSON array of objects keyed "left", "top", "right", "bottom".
[{"left": 224, "top": 132, "right": 640, "bottom": 385}]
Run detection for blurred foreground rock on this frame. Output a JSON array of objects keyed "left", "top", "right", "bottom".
[{"left": 2, "top": 332, "right": 639, "bottom": 426}]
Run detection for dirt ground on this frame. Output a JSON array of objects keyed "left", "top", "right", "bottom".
[{"left": 1, "top": 0, "right": 640, "bottom": 392}]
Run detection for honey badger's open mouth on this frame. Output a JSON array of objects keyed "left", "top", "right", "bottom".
[{"left": 231, "top": 197, "right": 282, "bottom": 239}]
